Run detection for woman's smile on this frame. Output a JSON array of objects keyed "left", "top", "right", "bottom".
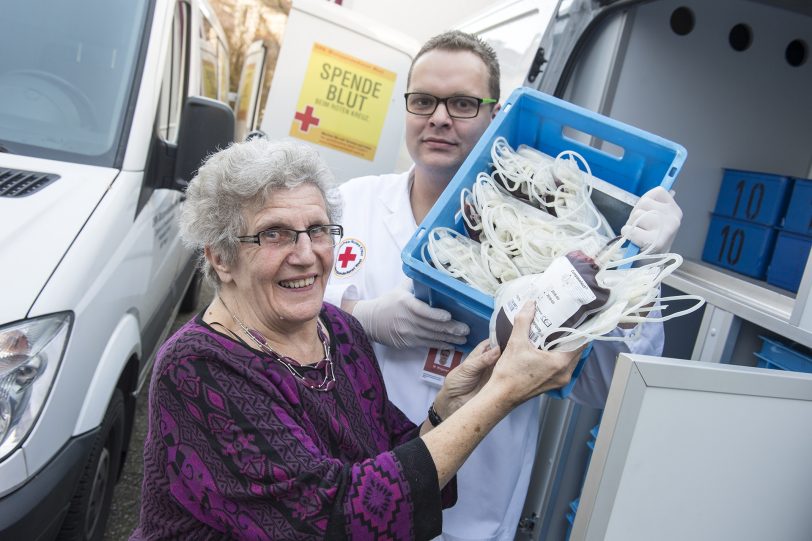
[{"left": 278, "top": 275, "right": 318, "bottom": 290}]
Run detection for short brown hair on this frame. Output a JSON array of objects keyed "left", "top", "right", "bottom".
[{"left": 408, "top": 30, "right": 500, "bottom": 102}]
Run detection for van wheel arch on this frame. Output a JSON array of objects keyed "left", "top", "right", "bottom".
[
  {"left": 57, "top": 389, "right": 125, "bottom": 541},
  {"left": 179, "top": 269, "right": 202, "bottom": 313},
  {"left": 117, "top": 355, "right": 140, "bottom": 480}
]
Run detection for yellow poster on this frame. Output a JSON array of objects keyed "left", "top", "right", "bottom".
[
  {"left": 290, "top": 43, "right": 396, "bottom": 161},
  {"left": 201, "top": 59, "right": 218, "bottom": 100},
  {"left": 237, "top": 63, "right": 256, "bottom": 122}
]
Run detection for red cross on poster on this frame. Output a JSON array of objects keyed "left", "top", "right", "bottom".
[{"left": 294, "top": 105, "right": 320, "bottom": 132}]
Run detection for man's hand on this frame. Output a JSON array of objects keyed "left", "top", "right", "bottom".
[
  {"left": 621, "top": 187, "right": 683, "bottom": 254},
  {"left": 350, "top": 285, "right": 470, "bottom": 349}
]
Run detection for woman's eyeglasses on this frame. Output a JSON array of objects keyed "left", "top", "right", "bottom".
[
  {"left": 237, "top": 224, "right": 343, "bottom": 248},
  {"left": 404, "top": 92, "right": 497, "bottom": 119}
]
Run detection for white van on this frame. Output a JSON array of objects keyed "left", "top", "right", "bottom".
[{"left": 0, "top": 0, "right": 233, "bottom": 539}]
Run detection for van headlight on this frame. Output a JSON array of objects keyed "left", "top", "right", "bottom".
[{"left": 0, "top": 313, "right": 71, "bottom": 461}]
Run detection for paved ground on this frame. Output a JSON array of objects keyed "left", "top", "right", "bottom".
[{"left": 103, "top": 281, "right": 214, "bottom": 540}]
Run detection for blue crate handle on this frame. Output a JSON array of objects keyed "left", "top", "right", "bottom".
[{"left": 547, "top": 343, "right": 594, "bottom": 399}]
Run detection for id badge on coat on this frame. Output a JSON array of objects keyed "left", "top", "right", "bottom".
[{"left": 421, "top": 348, "right": 465, "bottom": 386}]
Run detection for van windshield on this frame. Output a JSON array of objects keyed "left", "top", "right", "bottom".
[{"left": 0, "top": 0, "right": 149, "bottom": 167}]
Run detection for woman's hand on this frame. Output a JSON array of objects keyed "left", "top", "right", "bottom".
[
  {"left": 420, "top": 304, "right": 582, "bottom": 486},
  {"left": 488, "top": 301, "right": 584, "bottom": 408},
  {"left": 433, "top": 341, "right": 500, "bottom": 420}
]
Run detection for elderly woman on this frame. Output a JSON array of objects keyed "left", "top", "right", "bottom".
[{"left": 131, "top": 139, "right": 581, "bottom": 541}]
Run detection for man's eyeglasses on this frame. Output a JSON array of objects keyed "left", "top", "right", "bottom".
[
  {"left": 404, "top": 93, "right": 497, "bottom": 119},
  {"left": 237, "top": 224, "right": 343, "bottom": 248}
]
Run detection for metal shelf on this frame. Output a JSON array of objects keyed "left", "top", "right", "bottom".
[{"left": 665, "top": 259, "right": 812, "bottom": 349}]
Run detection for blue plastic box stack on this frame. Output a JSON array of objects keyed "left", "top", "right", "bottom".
[
  {"left": 767, "top": 178, "right": 812, "bottom": 292},
  {"left": 702, "top": 169, "right": 791, "bottom": 279},
  {"left": 565, "top": 497, "right": 579, "bottom": 540},
  {"left": 564, "top": 423, "right": 600, "bottom": 540},
  {"left": 401, "top": 87, "right": 687, "bottom": 398},
  {"left": 754, "top": 336, "right": 812, "bottom": 374}
]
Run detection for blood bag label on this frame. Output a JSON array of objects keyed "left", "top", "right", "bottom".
[{"left": 503, "top": 256, "right": 597, "bottom": 348}]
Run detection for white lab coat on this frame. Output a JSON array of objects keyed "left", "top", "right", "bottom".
[{"left": 325, "top": 170, "right": 664, "bottom": 541}]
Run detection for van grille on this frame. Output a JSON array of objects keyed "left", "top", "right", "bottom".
[{"left": 0, "top": 168, "right": 60, "bottom": 197}]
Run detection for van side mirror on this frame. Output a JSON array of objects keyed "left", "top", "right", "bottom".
[{"left": 172, "top": 96, "right": 235, "bottom": 190}]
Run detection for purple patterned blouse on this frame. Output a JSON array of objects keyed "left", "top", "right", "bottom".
[{"left": 130, "top": 303, "right": 455, "bottom": 540}]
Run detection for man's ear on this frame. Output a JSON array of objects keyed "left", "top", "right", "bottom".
[
  {"left": 205, "top": 246, "right": 234, "bottom": 284},
  {"left": 490, "top": 102, "right": 501, "bottom": 120}
]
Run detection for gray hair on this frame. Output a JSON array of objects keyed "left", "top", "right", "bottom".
[
  {"left": 408, "top": 30, "right": 500, "bottom": 103},
  {"left": 179, "top": 138, "right": 341, "bottom": 287}
]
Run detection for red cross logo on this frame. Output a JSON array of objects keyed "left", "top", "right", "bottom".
[
  {"left": 337, "top": 246, "right": 357, "bottom": 268},
  {"left": 294, "top": 105, "right": 320, "bottom": 132},
  {"left": 333, "top": 238, "right": 365, "bottom": 277}
]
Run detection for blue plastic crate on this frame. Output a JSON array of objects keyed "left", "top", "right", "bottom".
[
  {"left": 782, "top": 178, "right": 812, "bottom": 235},
  {"left": 566, "top": 497, "right": 580, "bottom": 526},
  {"left": 701, "top": 214, "right": 777, "bottom": 279},
  {"left": 766, "top": 230, "right": 811, "bottom": 293},
  {"left": 755, "top": 353, "right": 785, "bottom": 371},
  {"left": 401, "top": 88, "right": 686, "bottom": 396},
  {"left": 586, "top": 423, "right": 599, "bottom": 451},
  {"left": 755, "top": 336, "right": 812, "bottom": 373},
  {"left": 713, "top": 169, "right": 791, "bottom": 226}
]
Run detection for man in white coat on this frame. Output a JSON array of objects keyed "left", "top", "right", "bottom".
[{"left": 325, "top": 31, "right": 682, "bottom": 541}]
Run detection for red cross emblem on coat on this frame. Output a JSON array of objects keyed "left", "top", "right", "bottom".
[{"left": 333, "top": 238, "right": 366, "bottom": 277}]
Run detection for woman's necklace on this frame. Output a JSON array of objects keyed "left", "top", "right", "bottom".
[{"left": 219, "top": 297, "right": 335, "bottom": 392}]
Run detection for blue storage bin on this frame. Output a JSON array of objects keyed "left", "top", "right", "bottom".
[
  {"left": 766, "top": 230, "right": 811, "bottom": 292},
  {"left": 755, "top": 353, "right": 787, "bottom": 371},
  {"left": 586, "top": 424, "right": 599, "bottom": 451},
  {"left": 401, "top": 87, "right": 686, "bottom": 396},
  {"left": 565, "top": 499, "right": 577, "bottom": 541},
  {"left": 782, "top": 178, "right": 812, "bottom": 235},
  {"left": 570, "top": 497, "right": 580, "bottom": 513},
  {"left": 713, "top": 169, "right": 791, "bottom": 226},
  {"left": 701, "top": 214, "right": 777, "bottom": 279},
  {"left": 566, "top": 497, "right": 580, "bottom": 525},
  {"left": 755, "top": 336, "right": 812, "bottom": 373}
]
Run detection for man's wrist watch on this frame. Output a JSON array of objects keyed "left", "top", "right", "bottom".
[{"left": 428, "top": 402, "right": 444, "bottom": 427}]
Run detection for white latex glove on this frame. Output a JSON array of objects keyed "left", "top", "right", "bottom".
[
  {"left": 620, "top": 186, "right": 683, "bottom": 253},
  {"left": 351, "top": 285, "right": 470, "bottom": 350}
]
